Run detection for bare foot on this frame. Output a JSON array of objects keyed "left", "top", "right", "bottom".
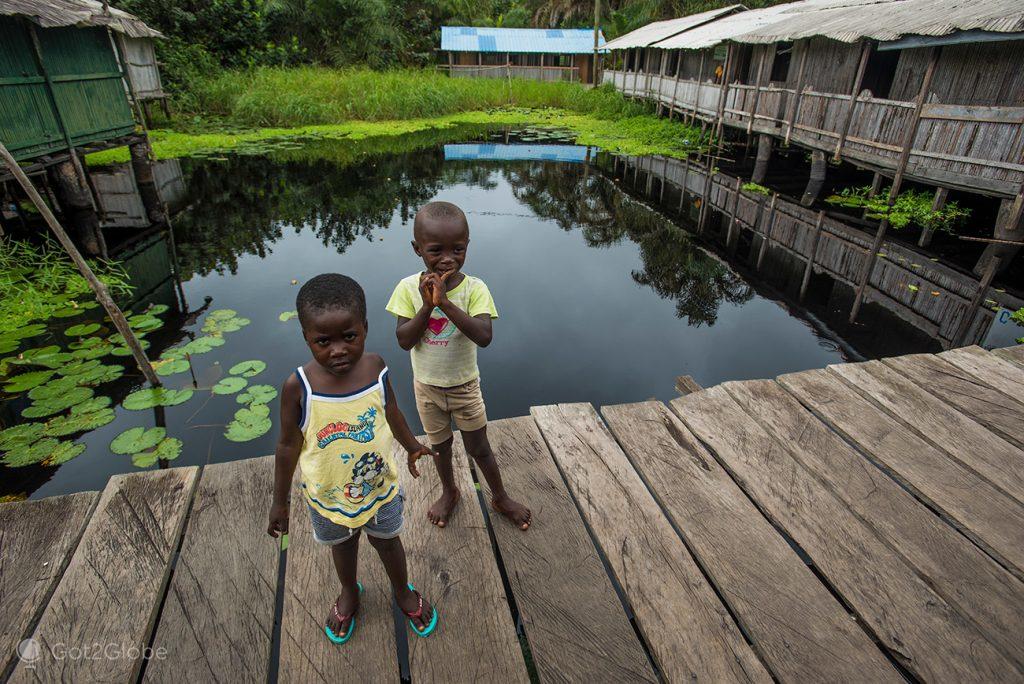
[
  {"left": 493, "top": 493, "right": 531, "bottom": 530},
  {"left": 325, "top": 584, "right": 359, "bottom": 638},
  {"left": 397, "top": 586, "right": 435, "bottom": 632},
  {"left": 427, "top": 488, "right": 460, "bottom": 528}
]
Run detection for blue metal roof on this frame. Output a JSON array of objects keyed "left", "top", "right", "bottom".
[
  {"left": 444, "top": 144, "right": 595, "bottom": 163},
  {"left": 441, "top": 26, "right": 606, "bottom": 54}
]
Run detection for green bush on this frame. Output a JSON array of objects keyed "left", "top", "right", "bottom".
[{"left": 825, "top": 186, "right": 970, "bottom": 233}]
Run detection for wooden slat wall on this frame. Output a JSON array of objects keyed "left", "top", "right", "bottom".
[{"left": 891, "top": 41, "right": 1024, "bottom": 107}]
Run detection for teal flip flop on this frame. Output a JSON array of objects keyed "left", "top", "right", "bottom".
[
  {"left": 403, "top": 582, "right": 438, "bottom": 638},
  {"left": 324, "top": 581, "right": 363, "bottom": 644}
]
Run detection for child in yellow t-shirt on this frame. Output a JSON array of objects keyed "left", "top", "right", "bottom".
[{"left": 386, "top": 201, "right": 531, "bottom": 531}]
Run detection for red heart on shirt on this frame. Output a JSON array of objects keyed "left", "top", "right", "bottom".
[{"left": 427, "top": 317, "right": 448, "bottom": 335}]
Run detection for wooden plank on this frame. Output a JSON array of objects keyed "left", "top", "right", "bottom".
[
  {"left": 939, "top": 345, "right": 1024, "bottom": 402},
  {"left": 398, "top": 438, "right": 528, "bottom": 684},
  {"left": 674, "top": 374, "right": 702, "bottom": 395},
  {"left": 994, "top": 343, "right": 1024, "bottom": 368},
  {"left": 724, "top": 379, "right": 1024, "bottom": 671},
  {"left": 463, "top": 417, "right": 656, "bottom": 683},
  {"left": 279, "top": 475, "right": 398, "bottom": 683},
  {"left": 531, "top": 403, "right": 770, "bottom": 683},
  {"left": 828, "top": 360, "right": 1024, "bottom": 505},
  {"left": 601, "top": 401, "right": 898, "bottom": 682},
  {"left": 883, "top": 352, "right": 1024, "bottom": 450},
  {"left": 9, "top": 468, "right": 199, "bottom": 682},
  {"left": 145, "top": 457, "right": 279, "bottom": 683},
  {"left": 672, "top": 387, "right": 1018, "bottom": 681},
  {"left": 779, "top": 368, "right": 1024, "bottom": 580},
  {"left": 0, "top": 492, "right": 98, "bottom": 679}
]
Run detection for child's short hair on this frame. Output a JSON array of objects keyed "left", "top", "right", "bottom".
[
  {"left": 414, "top": 200, "right": 468, "bottom": 238},
  {"left": 296, "top": 273, "right": 366, "bottom": 326}
]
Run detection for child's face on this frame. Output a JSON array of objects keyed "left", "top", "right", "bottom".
[
  {"left": 301, "top": 307, "right": 366, "bottom": 376},
  {"left": 412, "top": 217, "right": 469, "bottom": 276}
]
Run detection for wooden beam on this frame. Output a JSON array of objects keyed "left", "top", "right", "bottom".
[
  {"left": 918, "top": 186, "right": 948, "bottom": 247},
  {"left": 691, "top": 50, "right": 707, "bottom": 125},
  {"left": 954, "top": 256, "right": 1001, "bottom": 347},
  {"left": 833, "top": 41, "right": 873, "bottom": 161},
  {"left": 756, "top": 194, "right": 778, "bottom": 269},
  {"left": 675, "top": 375, "right": 703, "bottom": 395},
  {"left": 784, "top": 41, "right": 808, "bottom": 146},
  {"left": 850, "top": 46, "right": 940, "bottom": 323},
  {"left": 746, "top": 45, "right": 772, "bottom": 135},
  {"left": 799, "top": 210, "right": 826, "bottom": 300},
  {"left": 715, "top": 44, "right": 734, "bottom": 139}
]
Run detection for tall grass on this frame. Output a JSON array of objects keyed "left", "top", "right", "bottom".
[{"left": 193, "top": 67, "right": 652, "bottom": 126}]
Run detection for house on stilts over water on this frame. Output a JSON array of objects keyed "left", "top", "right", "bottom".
[
  {"left": 602, "top": 0, "right": 1024, "bottom": 282},
  {"left": 440, "top": 26, "right": 606, "bottom": 84}
]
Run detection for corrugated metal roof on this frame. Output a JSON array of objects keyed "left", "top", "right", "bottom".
[
  {"left": 604, "top": 5, "right": 745, "bottom": 50},
  {"left": 0, "top": 0, "right": 163, "bottom": 38},
  {"left": 441, "top": 26, "right": 605, "bottom": 53},
  {"left": 653, "top": 0, "right": 1024, "bottom": 48},
  {"left": 445, "top": 143, "right": 593, "bottom": 162}
]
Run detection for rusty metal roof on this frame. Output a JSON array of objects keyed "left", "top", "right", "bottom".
[
  {"left": 0, "top": 0, "right": 163, "bottom": 38},
  {"left": 603, "top": 5, "right": 745, "bottom": 50},
  {"left": 652, "top": 0, "right": 1024, "bottom": 49}
]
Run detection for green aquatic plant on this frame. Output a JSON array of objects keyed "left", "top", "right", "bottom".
[
  {"left": 825, "top": 187, "right": 971, "bottom": 233},
  {"left": 131, "top": 437, "right": 183, "bottom": 467},
  {"left": 225, "top": 404, "right": 272, "bottom": 442},
  {"left": 1, "top": 438, "right": 84, "bottom": 467},
  {"left": 65, "top": 323, "right": 101, "bottom": 337},
  {"left": 229, "top": 360, "right": 266, "bottom": 378},
  {"left": 279, "top": 311, "right": 298, "bottom": 322},
  {"left": 181, "top": 336, "right": 226, "bottom": 355},
  {"left": 122, "top": 387, "right": 195, "bottom": 410},
  {"left": 741, "top": 182, "right": 771, "bottom": 196},
  {"left": 202, "top": 313, "right": 250, "bottom": 334},
  {"left": 22, "top": 387, "right": 94, "bottom": 418},
  {"left": 43, "top": 408, "right": 116, "bottom": 437},
  {"left": 4, "top": 370, "right": 55, "bottom": 393},
  {"left": 155, "top": 358, "right": 191, "bottom": 376},
  {"left": 111, "top": 427, "right": 166, "bottom": 454},
  {"left": 237, "top": 384, "right": 277, "bottom": 406},
  {"left": 0, "top": 423, "right": 44, "bottom": 452},
  {"left": 212, "top": 376, "right": 248, "bottom": 395}
]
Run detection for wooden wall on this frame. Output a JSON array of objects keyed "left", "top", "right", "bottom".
[
  {"left": 795, "top": 38, "right": 862, "bottom": 93},
  {"left": 890, "top": 40, "right": 1024, "bottom": 106}
]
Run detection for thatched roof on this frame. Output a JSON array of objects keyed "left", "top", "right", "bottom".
[{"left": 0, "top": 0, "right": 163, "bottom": 38}]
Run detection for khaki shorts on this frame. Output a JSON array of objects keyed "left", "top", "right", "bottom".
[{"left": 414, "top": 378, "right": 487, "bottom": 445}]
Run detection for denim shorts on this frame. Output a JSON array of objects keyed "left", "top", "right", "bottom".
[{"left": 307, "top": 487, "right": 405, "bottom": 545}]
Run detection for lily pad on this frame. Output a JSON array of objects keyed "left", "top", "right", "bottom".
[
  {"left": 122, "top": 387, "right": 194, "bottom": 410},
  {"left": 202, "top": 316, "right": 250, "bottom": 334},
  {"left": 111, "top": 340, "right": 151, "bottom": 356},
  {"left": 29, "top": 376, "right": 82, "bottom": 401},
  {"left": 212, "top": 376, "right": 247, "bottom": 395},
  {"left": 71, "top": 342, "right": 115, "bottom": 360},
  {"left": 74, "top": 364, "right": 124, "bottom": 386},
  {"left": 236, "top": 384, "right": 277, "bottom": 406},
  {"left": 181, "top": 336, "right": 225, "bottom": 355},
  {"left": 160, "top": 347, "right": 189, "bottom": 361},
  {"left": 47, "top": 440, "right": 86, "bottom": 465},
  {"left": 155, "top": 358, "right": 190, "bottom": 376},
  {"left": 278, "top": 311, "right": 298, "bottom": 322},
  {"left": 144, "top": 304, "right": 169, "bottom": 316},
  {"left": 224, "top": 405, "right": 272, "bottom": 442},
  {"left": 4, "top": 370, "right": 56, "bottom": 393},
  {"left": 58, "top": 359, "right": 102, "bottom": 377},
  {"left": 108, "top": 332, "right": 148, "bottom": 346},
  {"left": 236, "top": 404, "right": 270, "bottom": 422},
  {"left": 71, "top": 396, "right": 112, "bottom": 414},
  {"left": 130, "top": 436, "right": 183, "bottom": 467},
  {"left": 129, "top": 316, "right": 163, "bottom": 332},
  {"left": 207, "top": 309, "right": 237, "bottom": 321},
  {"left": 0, "top": 339, "right": 19, "bottom": 355},
  {"left": 43, "top": 408, "right": 115, "bottom": 437},
  {"left": 0, "top": 423, "right": 44, "bottom": 452},
  {"left": 50, "top": 306, "right": 85, "bottom": 319},
  {"left": 0, "top": 323, "right": 46, "bottom": 341},
  {"left": 1, "top": 438, "right": 84, "bottom": 467},
  {"left": 229, "top": 360, "right": 266, "bottom": 378},
  {"left": 110, "top": 426, "right": 166, "bottom": 454},
  {"left": 65, "top": 323, "right": 101, "bottom": 337},
  {"left": 22, "top": 387, "right": 94, "bottom": 418}
]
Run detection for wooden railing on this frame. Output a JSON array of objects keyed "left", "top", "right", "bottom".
[
  {"left": 605, "top": 69, "right": 1024, "bottom": 198},
  {"left": 441, "top": 64, "right": 580, "bottom": 82}
]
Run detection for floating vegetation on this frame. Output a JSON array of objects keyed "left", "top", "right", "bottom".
[
  {"left": 741, "top": 182, "right": 771, "bottom": 196},
  {"left": 212, "top": 376, "right": 247, "bottom": 395},
  {"left": 225, "top": 403, "right": 272, "bottom": 442},
  {"left": 22, "top": 386, "right": 94, "bottom": 418},
  {"left": 237, "top": 384, "right": 277, "bottom": 406},
  {"left": 181, "top": 336, "right": 225, "bottom": 355},
  {"left": 111, "top": 427, "right": 166, "bottom": 455},
  {"left": 202, "top": 310, "right": 250, "bottom": 334},
  {"left": 155, "top": 358, "right": 191, "bottom": 376},
  {"left": 4, "top": 370, "right": 55, "bottom": 393},
  {"left": 129, "top": 315, "right": 164, "bottom": 333},
  {"left": 0, "top": 423, "right": 44, "bottom": 451},
  {"left": 42, "top": 408, "right": 116, "bottom": 437},
  {"left": 65, "top": 323, "right": 101, "bottom": 337},
  {"left": 229, "top": 360, "right": 266, "bottom": 378},
  {"left": 122, "top": 387, "right": 194, "bottom": 410},
  {"left": 1, "top": 439, "right": 84, "bottom": 467},
  {"left": 279, "top": 311, "right": 298, "bottom": 322},
  {"left": 131, "top": 437, "right": 182, "bottom": 467},
  {"left": 825, "top": 187, "right": 971, "bottom": 232}
]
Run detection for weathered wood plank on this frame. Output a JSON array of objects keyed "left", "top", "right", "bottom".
[
  {"left": 725, "top": 379, "right": 1024, "bottom": 672},
  {"left": 883, "top": 352, "right": 1024, "bottom": 449},
  {"left": 672, "top": 387, "right": 1017, "bottom": 681},
  {"left": 939, "top": 345, "right": 1024, "bottom": 402},
  {"left": 279, "top": 474, "right": 398, "bottom": 683},
  {"left": 829, "top": 360, "right": 1024, "bottom": 504},
  {"left": 464, "top": 417, "right": 656, "bottom": 683},
  {"left": 145, "top": 457, "right": 279, "bottom": 683},
  {"left": 674, "top": 375, "right": 702, "bottom": 395},
  {"left": 779, "top": 368, "right": 1024, "bottom": 579},
  {"left": 993, "top": 344, "right": 1024, "bottom": 369},
  {"left": 9, "top": 468, "right": 199, "bottom": 682},
  {"left": 0, "top": 492, "right": 98, "bottom": 679},
  {"left": 531, "top": 403, "right": 771, "bottom": 683},
  {"left": 399, "top": 439, "right": 529, "bottom": 684},
  {"left": 601, "top": 401, "right": 898, "bottom": 682}
]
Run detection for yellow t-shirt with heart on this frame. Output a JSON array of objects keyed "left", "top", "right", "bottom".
[{"left": 386, "top": 273, "right": 498, "bottom": 387}]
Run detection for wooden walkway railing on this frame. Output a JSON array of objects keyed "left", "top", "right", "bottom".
[
  {"left": 613, "top": 153, "right": 1024, "bottom": 349},
  {"left": 2, "top": 344, "right": 1024, "bottom": 682},
  {"left": 441, "top": 64, "right": 580, "bottom": 82},
  {"left": 606, "top": 70, "right": 1024, "bottom": 198}
]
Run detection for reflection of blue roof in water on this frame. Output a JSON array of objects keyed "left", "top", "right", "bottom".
[{"left": 444, "top": 144, "right": 594, "bottom": 163}]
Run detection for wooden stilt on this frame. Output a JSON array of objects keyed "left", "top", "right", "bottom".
[
  {"left": 715, "top": 45, "right": 734, "bottom": 140},
  {"left": 918, "top": 187, "right": 948, "bottom": 247},
  {"left": 691, "top": 51, "right": 707, "bottom": 125},
  {"left": 800, "top": 210, "right": 826, "bottom": 301},
  {"left": 747, "top": 46, "right": 772, "bottom": 135},
  {"left": 833, "top": 41, "right": 873, "bottom": 161},
  {"left": 757, "top": 194, "right": 778, "bottom": 270},
  {"left": 784, "top": 42, "right": 808, "bottom": 146},
  {"left": 752, "top": 134, "right": 773, "bottom": 184},
  {"left": 801, "top": 151, "right": 827, "bottom": 206},
  {"left": 0, "top": 141, "right": 161, "bottom": 386},
  {"left": 953, "top": 256, "right": 1001, "bottom": 347}
]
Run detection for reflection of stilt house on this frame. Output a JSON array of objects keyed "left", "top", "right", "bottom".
[
  {"left": 440, "top": 27, "right": 605, "bottom": 84},
  {"left": 0, "top": 0, "right": 166, "bottom": 254},
  {"left": 603, "top": 0, "right": 1024, "bottom": 276}
]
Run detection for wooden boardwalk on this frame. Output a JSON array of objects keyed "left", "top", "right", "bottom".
[{"left": 2, "top": 344, "right": 1024, "bottom": 682}]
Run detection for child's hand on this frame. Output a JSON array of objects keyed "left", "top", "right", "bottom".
[
  {"left": 407, "top": 443, "right": 436, "bottom": 478},
  {"left": 418, "top": 273, "right": 436, "bottom": 307},
  {"left": 267, "top": 502, "right": 289, "bottom": 537},
  {"left": 425, "top": 271, "right": 454, "bottom": 307}
]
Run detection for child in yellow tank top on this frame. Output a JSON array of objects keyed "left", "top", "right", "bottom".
[{"left": 268, "top": 273, "right": 439, "bottom": 643}]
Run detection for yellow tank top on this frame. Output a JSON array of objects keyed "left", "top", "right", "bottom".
[{"left": 295, "top": 365, "right": 399, "bottom": 528}]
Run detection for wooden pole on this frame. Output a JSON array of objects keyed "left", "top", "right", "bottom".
[
  {"left": 757, "top": 194, "right": 778, "bottom": 270},
  {"left": 850, "top": 46, "right": 940, "bottom": 323},
  {"left": 715, "top": 44, "right": 734, "bottom": 140},
  {"left": 668, "top": 51, "right": 682, "bottom": 120},
  {"left": 593, "top": 0, "right": 600, "bottom": 85},
  {"left": 726, "top": 177, "right": 742, "bottom": 251},
  {"left": 801, "top": 151, "right": 827, "bottom": 206},
  {"left": 0, "top": 140, "right": 161, "bottom": 386},
  {"left": 833, "top": 41, "right": 873, "bottom": 161},
  {"left": 917, "top": 186, "right": 948, "bottom": 247},
  {"left": 747, "top": 46, "right": 770, "bottom": 135},
  {"left": 752, "top": 134, "right": 772, "bottom": 184},
  {"left": 953, "top": 256, "right": 1001, "bottom": 347},
  {"left": 784, "top": 41, "right": 808, "bottom": 146},
  {"left": 691, "top": 50, "right": 707, "bottom": 125},
  {"left": 800, "top": 210, "right": 826, "bottom": 300}
]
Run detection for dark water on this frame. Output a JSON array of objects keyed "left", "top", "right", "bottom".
[{"left": 4, "top": 128, "right": 940, "bottom": 500}]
